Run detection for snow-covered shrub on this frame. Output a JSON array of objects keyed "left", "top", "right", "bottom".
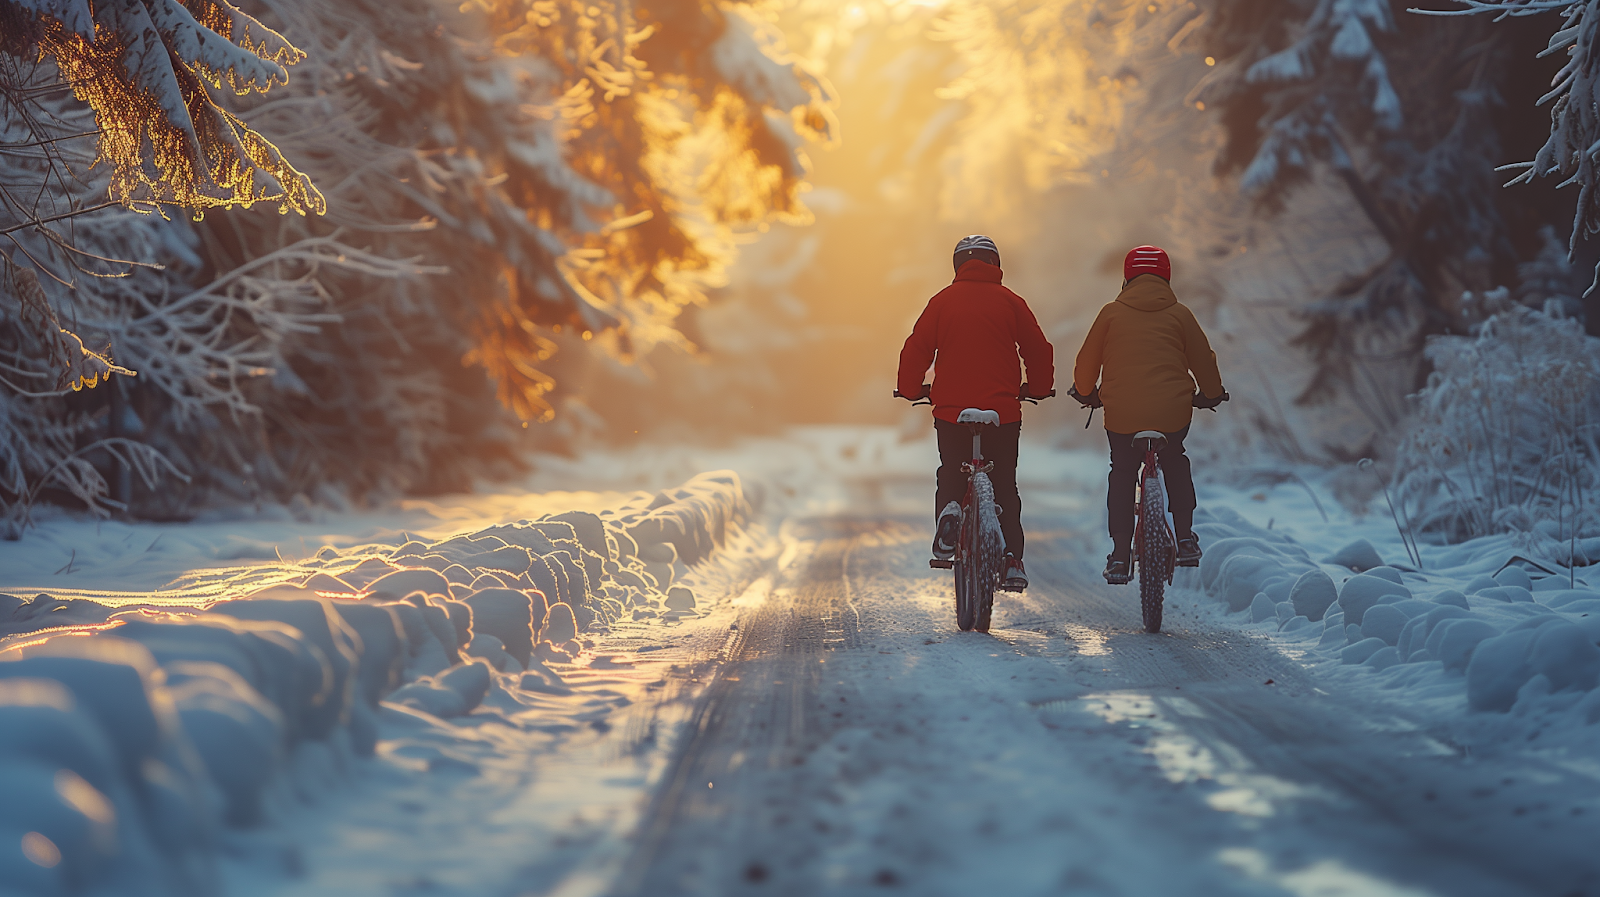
[{"left": 1393, "top": 298, "right": 1600, "bottom": 546}]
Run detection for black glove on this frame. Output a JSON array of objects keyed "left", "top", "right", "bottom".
[
  {"left": 1192, "top": 389, "right": 1229, "bottom": 409},
  {"left": 1068, "top": 385, "right": 1102, "bottom": 409}
]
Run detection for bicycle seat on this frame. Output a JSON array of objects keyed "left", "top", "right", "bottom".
[
  {"left": 1133, "top": 430, "right": 1167, "bottom": 450},
  {"left": 958, "top": 408, "right": 1001, "bottom": 426}
]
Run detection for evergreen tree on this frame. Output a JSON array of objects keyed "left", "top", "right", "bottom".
[
  {"left": 0, "top": 0, "right": 832, "bottom": 529},
  {"left": 1189, "top": 0, "right": 1547, "bottom": 422}
]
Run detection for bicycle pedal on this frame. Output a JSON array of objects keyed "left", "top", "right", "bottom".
[
  {"left": 1176, "top": 557, "right": 1200, "bottom": 568},
  {"left": 1103, "top": 573, "right": 1133, "bottom": 585},
  {"left": 1000, "top": 583, "right": 1025, "bottom": 593},
  {"left": 929, "top": 558, "right": 954, "bottom": 569}
]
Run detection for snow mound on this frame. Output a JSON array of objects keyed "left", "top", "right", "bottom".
[
  {"left": 0, "top": 472, "right": 749, "bottom": 894},
  {"left": 1193, "top": 506, "right": 1600, "bottom": 725}
]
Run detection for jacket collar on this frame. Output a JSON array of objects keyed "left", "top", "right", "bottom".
[
  {"left": 1115, "top": 273, "right": 1177, "bottom": 311},
  {"left": 954, "top": 259, "right": 1003, "bottom": 283}
]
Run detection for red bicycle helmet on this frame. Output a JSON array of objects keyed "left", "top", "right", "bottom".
[{"left": 1123, "top": 245, "right": 1170, "bottom": 282}]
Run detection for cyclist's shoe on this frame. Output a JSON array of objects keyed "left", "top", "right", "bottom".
[
  {"left": 1103, "top": 550, "right": 1133, "bottom": 585},
  {"left": 1002, "top": 555, "right": 1028, "bottom": 591},
  {"left": 932, "top": 501, "right": 962, "bottom": 560},
  {"left": 1176, "top": 533, "right": 1202, "bottom": 567}
]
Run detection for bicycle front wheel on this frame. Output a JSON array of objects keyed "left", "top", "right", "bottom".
[
  {"left": 970, "top": 473, "right": 1003, "bottom": 633},
  {"left": 1137, "top": 473, "right": 1174, "bottom": 633},
  {"left": 954, "top": 559, "right": 976, "bottom": 631}
]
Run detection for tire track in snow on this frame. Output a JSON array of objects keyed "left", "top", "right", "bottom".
[
  {"left": 609, "top": 520, "right": 863, "bottom": 895},
  {"left": 1013, "top": 528, "right": 1600, "bottom": 897},
  {"left": 608, "top": 513, "right": 1600, "bottom": 897}
]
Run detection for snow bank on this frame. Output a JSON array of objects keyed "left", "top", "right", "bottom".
[
  {"left": 1189, "top": 504, "right": 1600, "bottom": 725},
  {"left": 0, "top": 471, "right": 749, "bottom": 895}
]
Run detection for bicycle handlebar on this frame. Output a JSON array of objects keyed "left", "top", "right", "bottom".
[
  {"left": 895, "top": 385, "right": 1056, "bottom": 407},
  {"left": 1192, "top": 389, "right": 1231, "bottom": 410},
  {"left": 1019, "top": 384, "right": 1056, "bottom": 404},
  {"left": 893, "top": 387, "right": 932, "bottom": 406}
]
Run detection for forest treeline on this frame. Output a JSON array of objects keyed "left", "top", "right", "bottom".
[
  {"left": 1, "top": 0, "right": 1598, "bottom": 544},
  {"left": 0, "top": 0, "right": 832, "bottom": 534}
]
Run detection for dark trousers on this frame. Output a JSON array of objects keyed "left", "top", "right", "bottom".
[
  {"left": 1107, "top": 426, "right": 1195, "bottom": 553},
  {"left": 935, "top": 419, "right": 1024, "bottom": 559}
]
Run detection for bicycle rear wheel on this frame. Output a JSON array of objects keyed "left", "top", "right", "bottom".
[{"left": 1137, "top": 473, "right": 1174, "bottom": 633}]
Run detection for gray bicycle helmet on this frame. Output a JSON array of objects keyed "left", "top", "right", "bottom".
[{"left": 953, "top": 234, "right": 1000, "bottom": 272}]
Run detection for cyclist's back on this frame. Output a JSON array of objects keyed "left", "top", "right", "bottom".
[
  {"left": 898, "top": 235, "right": 1054, "bottom": 589},
  {"left": 1072, "top": 246, "right": 1225, "bottom": 584},
  {"left": 901, "top": 262, "right": 1048, "bottom": 426},
  {"left": 1079, "top": 272, "right": 1219, "bottom": 434}
]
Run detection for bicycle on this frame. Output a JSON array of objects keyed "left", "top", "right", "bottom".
[
  {"left": 1097, "top": 390, "right": 1228, "bottom": 633},
  {"left": 1128, "top": 430, "right": 1176, "bottom": 633},
  {"left": 895, "top": 384, "right": 1054, "bottom": 632}
]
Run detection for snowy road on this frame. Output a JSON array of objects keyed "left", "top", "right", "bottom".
[
  {"left": 10, "top": 430, "right": 1598, "bottom": 897},
  {"left": 608, "top": 505, "right": 1600, "bottom": 897}
]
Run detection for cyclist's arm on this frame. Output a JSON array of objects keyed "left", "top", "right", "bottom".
[
  {"left": 1179, "top": 305, "right": 1224, "bottom": 399},
  {"left": 1073, "top": 304, "right": 1113, "bottom": 396},
  {"left": 897, "top": 301, "right": 939, "bottom": 400},
  {"left": 1015, "top": 298, "right": 1054, "bottom": 395}
]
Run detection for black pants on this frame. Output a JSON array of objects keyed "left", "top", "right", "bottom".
[
  {"left": 935, "top": 419, "right": 1024, "bottom": 559},
  {"left": 1107, "top": 426, "right": 1195, "bottom": 553}
]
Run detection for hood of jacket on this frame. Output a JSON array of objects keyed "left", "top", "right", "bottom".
[
  {"left": 1115, "top": 273, "right": 1176, "bottom": 312},
  {"left": 954, "top": 259, "right": 1004, "bottom": 284}
]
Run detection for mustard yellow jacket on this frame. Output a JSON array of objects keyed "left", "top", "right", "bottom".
[{"left": 1073, "top": 274, "right": 1224, "bottom": 434}]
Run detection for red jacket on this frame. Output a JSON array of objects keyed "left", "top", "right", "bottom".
[{"left": 897, "top": 261, "right": 1054, "bottom": 424}]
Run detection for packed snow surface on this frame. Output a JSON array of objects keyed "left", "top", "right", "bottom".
[{"left": 3, "top": 426, "right": 1599, "bottom": 895}]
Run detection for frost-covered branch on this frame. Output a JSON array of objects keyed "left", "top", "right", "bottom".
[
  {"left": 0, "top": 0, "right": 324, "bottom": 214},
  {"left": 1421, "top": 0, "right": 1600, "bottom": 287}
]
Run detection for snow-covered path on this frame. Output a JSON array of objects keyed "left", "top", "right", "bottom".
[
  {"left": 8, "top": 428, "right": 1600, "bottom": 897},
  {"left": 611, "top": 503, "right": 1600, "bottom": 897}
]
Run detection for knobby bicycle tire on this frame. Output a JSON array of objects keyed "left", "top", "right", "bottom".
[
  {"left": 954, "top": 495, "right": 976, "bottom": 631},
  {"left": 954, "top": 557, "right": 976, "bottom": 631},
  {"left": 970, "top": 472, "right": 1004, "bottom": 633},
  {"left": 1137, "top": 472, "right": 1174, "bottom": 633}
]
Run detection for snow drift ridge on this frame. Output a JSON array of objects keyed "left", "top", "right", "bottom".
[{"left": 0, "top": 470, "right": 748, "bottom": 895}]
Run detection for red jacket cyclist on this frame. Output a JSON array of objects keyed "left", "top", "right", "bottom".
[{"left": 897, "top": 235, "right": 1055, "bottom": 590}]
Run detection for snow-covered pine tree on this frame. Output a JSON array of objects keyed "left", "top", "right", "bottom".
[
  {"left": 0, "top": 0, "right": 322, "bottom": 213},
  {"left": 1423, "top": 0, "right": 1600, "bottom": 327},
  {"left": 1187, "top": 0, "right": 1536, "bottom": 424},
  {"left": 169, "top": 0, "right": 837, "bottom": 507},
  {"left": 0, "top": 48, "right": 375, "bottom": 534},
  {"left": 2, "top": 0, "right": 833, "bottom": 526},
  {"left": 471, "top": 0, "right": 836, "bottom": 389}
]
